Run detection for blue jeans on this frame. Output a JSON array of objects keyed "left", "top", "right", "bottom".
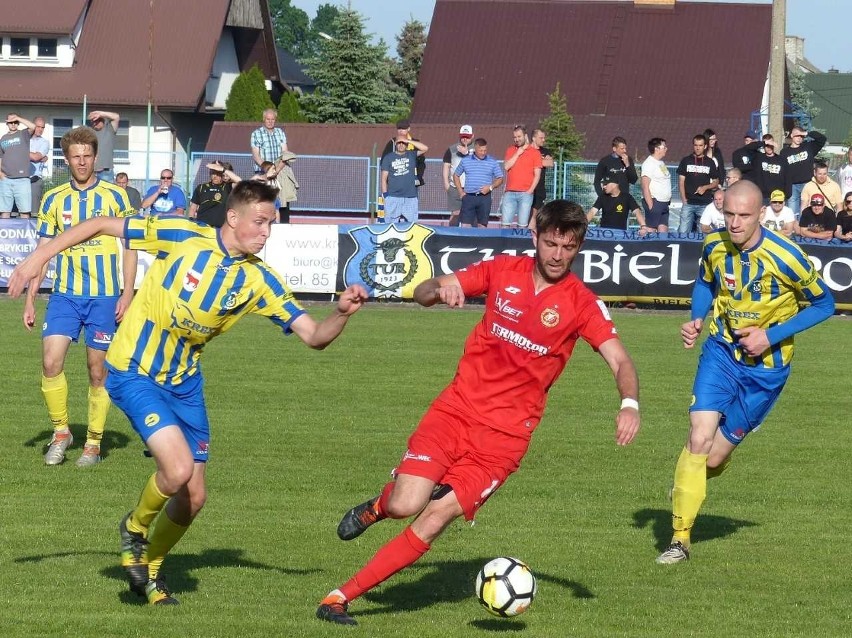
[
  {"left": 787, "top": 183, "right": 804, "bottom": 219},
  {"left": 678, "top": 203, "right": 705, "bottom": 233},
  {"left": 500, "top": 191, "right": 534, "bottom": 227}
]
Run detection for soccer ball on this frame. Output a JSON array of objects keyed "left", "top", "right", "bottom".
[{"left": 475, "top": 557, "right": 537, "bottom": 617}]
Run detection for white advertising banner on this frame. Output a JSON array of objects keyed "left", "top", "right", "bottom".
[{"left": 261, "top": 224, "right": 338, "bottom": 293}]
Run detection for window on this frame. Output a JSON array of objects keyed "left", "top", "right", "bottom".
[
  {"left": 37, "top": 38, "right": 57, "bottom": 58},
  {"left": 52, "top": 118, "right": 73, "bottom": 154},
  {"left": 10, "top": 38, "right": 29, "bottom": 58},
  {"left": 115, "top": 119, "right": 130, "bottom": 164}
]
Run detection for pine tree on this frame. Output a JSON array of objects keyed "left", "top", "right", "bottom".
[
  {"left": 269, "top": 0, "right": 312, "bottom": 57},
  {"left": 224, "top": 65, "right": 275, "bottom": 122},
  {"left": 300, "top": 8, "right": 400, "bottom": 123},
  {"left": 538, "top": 82, "right": 585, "bottom": 161},
  {"left": 390, "top": 19, "right": 427, "bottom": 99},
  {"left": 277, "top": 91, "right": 307, "bottom": 123}
]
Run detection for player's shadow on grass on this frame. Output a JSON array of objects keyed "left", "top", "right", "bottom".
[
  {"left": 633, "top": 508, "right": 758, "bottom": 552},
  {"left": 23, "top": 425, "right": 132, "bottom": 461},
  {"left": 357, "top": 557, "right": 593, "bottom": 619}
]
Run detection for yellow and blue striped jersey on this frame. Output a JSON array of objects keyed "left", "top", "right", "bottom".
[
  {"left": 38, "top": 178, "right": 134, "bottom": 297},
  {"left": 106, "top": 215, "right": 306, "bottom": 386},
  {"left": 700, "top": 227, "right": 829, "bottom": 368}
]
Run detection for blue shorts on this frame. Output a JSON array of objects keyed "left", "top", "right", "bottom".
[
  {"left": 690, "top": 338, "right": 790, "bottom": 445},
  {"left": 43, "top": 294, "right": 118, "bottom": 350},
  {"left": 105, "top": 366, "right": 210, "bottom": 462}
]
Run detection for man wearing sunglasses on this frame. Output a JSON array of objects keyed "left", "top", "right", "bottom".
[
  {"left": 0, "top": 113, "right": 37, "bottom": 218},
  {"left": 141, "top": 170, "right": 187, "bottom": 216}
]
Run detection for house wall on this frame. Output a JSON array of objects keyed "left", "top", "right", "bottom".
[{"left": 206, "top": 28, "right": 241, "bottom": 110}]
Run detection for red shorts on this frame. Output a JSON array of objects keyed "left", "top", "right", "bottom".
[{"left": 396, "top": 401, "right": 530, "bottom": 520}]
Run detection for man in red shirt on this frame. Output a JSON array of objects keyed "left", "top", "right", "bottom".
[
  {"left": 317, "top": 199, "right": 642, "bottom": 626},
  {"left": 500, "top": 125, "right": 542, "bottom": 228}
]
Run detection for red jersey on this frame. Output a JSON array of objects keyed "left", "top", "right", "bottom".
[{"left": 435, "top": 254, "right": 619, "bottom": 440}]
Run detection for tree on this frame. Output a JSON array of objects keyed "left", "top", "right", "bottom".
[
  {"left": 277, "top": 91, "right": 307, "bottom": 123},
  {"left": 311, "top": 3, "right": 340, "bottom": 42},
  {"left": 788, "top": 65, "right": 820, "bottom": 125},
  {"left": 538, "top": 82, "right": 585, "bottom": 161},
  {"left": 224, "top": 65, "right": 274, "bottom": 122},
  {"left": 300, "top": 8, "right": 401, "bottom": 124},
  {"left": 269, "top": 0, "right": 311, "bottom": 57},
  {"left": 390, "top": 19, "right": 427, "bottom": 99}
]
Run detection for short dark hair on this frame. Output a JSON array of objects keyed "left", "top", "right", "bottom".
[
  {"left": 61, "top": 126, "right": 98, "bottom": 158},
  {"left": 693, "top": 134, "right": 708, "bottom": 145},
  {"left": 227, "top": 180, "right": 279, "bottom": 213},
  {"left": 647, "top": 138, "right": 665, "bottom": 154},
  {"left": 115, "top": 172, "right": 129, "bottom": 180},
  {"left": 474, "top": 137, "right": 487, "bottom": 148},
  {"left": 813, "top": 158, "right": 828, "bottom": 170},
  {"left": 611, "top": 136, "right": 627, "bottom": 148},
  {"left": 535, "top": 199, "right": 588, "bottom": 243}
]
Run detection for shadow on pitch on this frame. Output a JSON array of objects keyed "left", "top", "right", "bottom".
[
  {"left": 356, "top": 557, "right": 593, "bottom": 619},
  {"left": 632, "top": 508, "right": 758, "bottom": 552},
  {"left": 23, "top": 425, "right": 132, "bottom": 461}
]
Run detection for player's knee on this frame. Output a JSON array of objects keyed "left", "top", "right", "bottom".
[
  {"left": 385, "top": 493, "right": 425, "bottom": 519},
  {"left": 157, "top": 462, "right": 195, "bottom": 495}
]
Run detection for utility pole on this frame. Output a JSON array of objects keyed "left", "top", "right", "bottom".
[{"left": 768, "top": 0, "right": 786, "bottom": 139}]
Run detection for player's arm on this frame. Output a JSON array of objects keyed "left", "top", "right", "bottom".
[
  {"left": 413, "top": 273, "right": 465, "bottom": 308},
  {"left": 597, "top": 338, "right": 640, "bottom": 446},
  {"left": 8, "top": 217, "right": 126, "bottom": 297},
  {"left": 682, "top": 268, "right": 713, "bottom": 348},
  {"left": 289, "top": 285, "right": 368, "bottom": 350},
  {"left": 22, "top": 237, "right": 51, "bottom": 331},
  {"left": 116, "top": 245, "right": 138, "bottom": 322}
]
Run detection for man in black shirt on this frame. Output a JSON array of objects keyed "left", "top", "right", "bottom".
[
  {"left": 189, "top": 161, "right": 241, "bottom": 227},
  {"left": 676, "top": 134, "right": 720, "bottom": 233},
  {"left": 781, "top": 126, "right": 826, "bottom": 215},
  {"left": 594, "top": 136, "right": 637, "bottom": 198},
  {"left": 530, "top": 128, "right": 553, "bottom": 222},
  {"left": 587, "top": 174, "right": 644, "bottom": 231}
]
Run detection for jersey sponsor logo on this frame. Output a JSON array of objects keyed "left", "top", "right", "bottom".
[
  {"left": 170, "top": 302, "right": 215, "bottom": 336},
  {"left": 196, "top": 441, "right": 209, "bottom": 456},
  {"left": 724, "top": 273, "right": 736, "bottom": 290},
  {"left": 491, "top": 321, "right": 549, "bottom": 355},
  {"left": 403, "top": 450, "right": 431, "bottom": 463},
  {"left": 540, "top": 307, "right": 560, "bottom": 328},
  {"left": 726, "top": 308, "right": 760, "bottom": 320},
  {"left": 93, "top": 330, "right": 112, "bottom": 345},
  {"left": 504, "top": 286, "right": 521, "bottom": 294},
  {"left": 145, "top": 413, "right": 160, "bottom": 428},
  {"left": 183, "top": 268, "right": 202, "bottom": 292},
  {"left": 495, "top": 291, "right": 523, "bottom": 321}
]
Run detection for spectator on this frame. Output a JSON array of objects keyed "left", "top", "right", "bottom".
[
  {"left": 795, "top": 194, "right": 836, "bottom": 240},
  {"left": 640, "top": 137, "right": 671, "bottom": 234},
  {"left": 115, "top": 172, "right": 142, "bottom": 210},
  {"left": 731, "top": 131, "right": 761, "bottom": 184},
  {"left": 781, "top": 126, "right": 826, "bottom": 214},
  {"left": 500, "top": 125, "right": 541, "bottom": 228},
  {"left": 250, "top": 108, "right": 288, "bottom": 173},
  {"left": 755, "top": 135, "right": 786, "bottom": 205},
  {"left": 380, "top": 136, "right": 428, "bottom": 224},
  {"left": 760, "top": 190, "right": 795, "bottom": 237},
  {"left": 453, "top": 138, "right": 503, "bottom": 228},
  {"left": 530, "top": 128, "right": 554, "bottom": 222},
  {"left": 29, "top": 116, "right": 50, "bottom": 214},
  {"left": 835, "top": 191, "right": 852, "bottom": 242},
  {"left": 88, "top": 110, "right": 120, "bottom": 182},
  {"left": 698, "top": 189, "right": 726, "bottom": 233},
  {"left": 800, "top": 159, "right": 843, "bottom": 214},
  {"left": 704, "top": 128, "right": 725, "bottom": 183},
  {"left": 594, "top": 136, "right": 637, "bottom": 197},
  {"left": 141, "top": 169, "right": 187, "bottom": 215},
  {"left": 273, "top": 151, "right": 299, "bottom": 223},
  {"left": 587, "top": 174, "right": 644, "bottom": 232},
  {"left": 0, "top": 113, "right": 37, "bottom": 219},
  {"left": 189, "top": 161, "right": 241, "bottom": 227},
  {"left": 676, "top": 134, "right": 720, "bottom": 232},
  {"left": 442, "top": 125, "right": 474, "bottom": 227},
  {"left": 725, "top": 167, "right": 742, "bottom": 187},
  {"left": 381, "top": 119, "right": 425, "bottom": 188},
  {"left": 838, "top": 149, "right": 852, "bottom": 195}
]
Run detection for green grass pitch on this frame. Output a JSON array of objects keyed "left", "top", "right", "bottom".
[{"left": 0, "top": 298, "right": 850, "bottom": 637}]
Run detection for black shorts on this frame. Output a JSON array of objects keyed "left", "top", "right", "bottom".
[
  {"left": 643, "top": 199, "right": 670, "bottom": 228},
  {"left": 460, "top": 193, "right": 492, "bottom": 226}
]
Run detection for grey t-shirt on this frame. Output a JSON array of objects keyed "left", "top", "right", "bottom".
[
  {"left": 95, "top": 124, "right": 116, "bottom": 172},
  {"left": 0, "top": 129, "right": 33, "bottom": 178}
]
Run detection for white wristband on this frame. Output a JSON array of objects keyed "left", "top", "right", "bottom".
[{"left": 620, "top": 398, "right": 639, "bottom": 411}]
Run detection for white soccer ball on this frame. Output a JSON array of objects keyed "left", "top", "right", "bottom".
[{"left": 475, "top": 557, "right": 537, "bottom": 617}]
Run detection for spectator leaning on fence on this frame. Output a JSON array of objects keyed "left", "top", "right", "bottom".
[
  {"left": 800, "top": 159, "right": 843, "bottom": 214},
  {"left": 835, "top": 192, "right": 852, "bottom": 242},
  {"left": 250, "top": 108, "right": 288, "bottom": 173},
  {"left": 795, "top": 193, "right": 836, "bottom": 241},
  {"left": 141, "top": 169, "right": 187, "bottom": 215},
  {"left": 0, "top": 113, "right": 37, "bottom": 219},
  {"left": 453, "top": 138, "right": 503, "bottom": 229},
  {"left": 587, "top": 174, "right": 644, "bottom": 232},
  {"left": 760, "top": 189, "right": 795, "bottom": 237}
]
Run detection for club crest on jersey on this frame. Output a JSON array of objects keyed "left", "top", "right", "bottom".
[
  {"left": 541, "top": 307, "right": 560, "bottom": 328},
  {"left": 724, "top": 273, "right": 736, "bottom": 290},
  {"left": 183, "top": 268, "right": 203, "bottom": 292},
  {"left": 62, "top": 209, "right": 73, "bottom": 226}
]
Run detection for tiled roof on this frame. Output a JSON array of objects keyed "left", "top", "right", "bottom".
[{"left": 2, "top": 0, "right": 87, "bottom": 35}]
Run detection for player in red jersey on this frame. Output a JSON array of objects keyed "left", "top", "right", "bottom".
[{"left": 316, "top": 199, "right": 641, "bottom": 626}]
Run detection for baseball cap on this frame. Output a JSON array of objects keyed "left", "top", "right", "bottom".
[
  {"left": 395, "top": 119, "right": 411, "bottom": 130},
  {"left": 770, "top": 189, "right": 786, "bottom": 202},
  {"left": 810, "top": 194, "right": 825, "bottom": 205},
  {"left": 600, "top": 175, "right": 616, "bottom": 186},
  {"left": 459, "top": 124, "right": 473, "bottom": 137},
  {"left": 744, "top": 131, "right": 758, "bottom": 139}
]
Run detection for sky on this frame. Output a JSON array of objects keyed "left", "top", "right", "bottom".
[{"left": 291, "top": 0, "right": 851, "bottom": 73}]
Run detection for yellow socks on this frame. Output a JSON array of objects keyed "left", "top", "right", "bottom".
[
  {"left": 41, "top": 373, "right": 69, "bottom": 432},
  {"left": 147, "top": 511, "right": 190, "bottom": 580},
  {"left": 671, "top": 447, "right": 708, "bottom": 547},
  {"left": 128, "top": 473, "right": 170, "bottom": 535},
  {"left": 87, "top": 385, "right": 111, "bottom": 447}
]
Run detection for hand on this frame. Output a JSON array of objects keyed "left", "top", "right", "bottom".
[
  {"left": 618, "top": 151, "right": 629, "bottom": 164},
  {"left": 23, "top": 299, "right": 36, "bottom": 331},
  {"left": 638, "top": 226, "right": 648, "bottom": 238},
  {"left": 436, "top": 284, "right": 465, "bottom": 308},
  {"left": 615, "top": 407, "right": 640, "bottom": 446},
  {"left": 478, "top": 185, "right": 491, "bottom": 195},
  {"left": 336, "top": 285, "right": 369, "bottom": 316},
  {"left": 541, "top": 156, "right": 554, "bottom": 168},
  {"left": 734, "top": 326, "right": 770, "bottom": 358},
  {"left": 681, "top": 318, "right": 703, "bottom": 349},
  {"left": 115, "top": 290, "right": 134, "bottom": 322},
  {"left": 8, "top": 256, "right": 42, "bottom": 298}
]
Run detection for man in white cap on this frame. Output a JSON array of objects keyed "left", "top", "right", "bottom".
[{"left": 442, "top": 125, "right": 474, "bottom": 226}]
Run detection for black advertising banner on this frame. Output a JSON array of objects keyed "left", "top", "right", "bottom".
[{"left": 338, "top": 224, "right": 852, "bottom": 309}]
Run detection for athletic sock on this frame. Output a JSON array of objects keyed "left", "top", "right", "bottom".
[
  {"left": 339, "top": 526, "right": 430, "bottom": 601},
  {"left": 147, "top": 510, "right": 189, "bottom": 580},
  {"left": 374, "top": 481, "right": 396, "bottom": 519},
  {"left": 128, "top": 473, "right": 170, "bottom": 534},
  {"left": 671, "top": 446, "right": 708, "bottom": 547},
  {"left": 86, "top": 385, "right": 111, "bottom": 447},
  {"left": 41, "top": 372, "right": 69, "bottom": 432}
]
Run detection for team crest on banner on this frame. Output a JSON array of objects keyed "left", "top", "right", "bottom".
[{"left": 343, "top": 223, "right": 435, "bottom": 298}]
